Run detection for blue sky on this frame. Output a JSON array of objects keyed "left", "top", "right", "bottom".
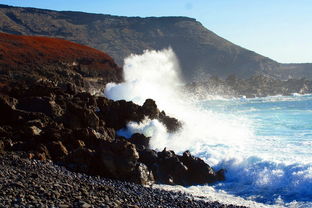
[{"left": 1, "top": 0, "right": 312, "bottom": 63}]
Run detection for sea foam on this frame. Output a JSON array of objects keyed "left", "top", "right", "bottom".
[{"left": 104, "top": 48, "right": 312, "bottom": 207}]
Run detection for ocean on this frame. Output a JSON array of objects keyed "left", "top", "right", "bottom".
[{"left": 104, "top": 48, "right": 312, "bottom": 208}]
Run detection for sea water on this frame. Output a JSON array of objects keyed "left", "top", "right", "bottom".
[{"left": 104, "top": 48, "right": 312, "bottom": 208}]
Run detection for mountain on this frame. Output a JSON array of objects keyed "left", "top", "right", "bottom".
[
  {"left": 0, "top": 32, "right": 122, "bottom": 91},
  {"left": 0, "top": 4, "right": 311, "bottom": 81}
]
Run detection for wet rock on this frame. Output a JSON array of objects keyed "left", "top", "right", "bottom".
[
  {"left": 128, "top": 133, "right": 150, "bottom": 150},
  {"left": 141, "top": 148, "right": 223, "bottom": 186},
  {"left": 179, "top": 150, "right": 223, "bottom": 185},
  {"left": 158, "top": 111, "right": 182, "bottom": 132},
  {"left": 142, "top": 99, "right": 159, "bottom": 119},
  {"left": 138, "top": 149, "right": 158, "bottom": 166},
  {"left": 97, "top": 99, "right": 143, "bottom": 130}
]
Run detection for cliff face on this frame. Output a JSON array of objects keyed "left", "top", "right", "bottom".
[
  {"left": 1, "top": 4, "right": 310, "bottom": 82},
  {"left": 0, "top": 32, "right": 122, "bottom": 90}
]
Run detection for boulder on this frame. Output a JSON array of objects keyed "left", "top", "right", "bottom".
[
  {"left": 141, "top": 148, "right": 224, "bottom": 186},
  {"left": 62, "top": 102, "right": 99, "bottom": 129},
  {"left": 24, "top": 126, "right": 42, "bottom": 136},
  {"left": 64, "top": 148, "right": 97, "bottom": 174},
  {"left": 97, "top": 99, "right": 144, "bottom": 130},
  {"left": 0, "top": 94, "right": 19, "bottom": 124},
  {"left": 179, "top": 150, "right": 223, "bottom": 184},
  {"left": 158, "top": 111, "right": 182, "bottom": 132},
  {"left": 142, "top": 99, "right": 159, "bottom": 119},
  {"left": 138, "top": 149, "right": 158, "bottom": 166},
  {"left": 130, "top": 163, "right": 155, "bottom": 185},
  {"left": 96, "top": 137, "right": 149, "bottom": 183},
  {"left": 16, "top": 96, "right": 64, "bottom": 118},
  {"left": 128, "top": 133, "right": 150, "bottom": 150},
  {"left": 48, "top": 141, "right": 69, "bottom": 160},
  {"left": 34, "top": 144, "right": 50, "bottom": 160},
  {"left": 70, "top": 128, "right": 114, "bottom": 150}
]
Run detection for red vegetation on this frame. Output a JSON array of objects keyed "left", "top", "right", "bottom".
[{"left": 0, "top": 32, "right": 119, "bottom": 72}]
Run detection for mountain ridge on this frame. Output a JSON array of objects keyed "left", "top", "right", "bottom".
[{"left": 0, "top": 4, "right": 311, "bottom": 81}]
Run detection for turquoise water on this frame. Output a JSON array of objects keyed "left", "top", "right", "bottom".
[
  {"left": 201, "top": 94, "right": 312, "bottom": 206},
  {"left": 105, "top": 49, "right": 312, "bottom": 207}
]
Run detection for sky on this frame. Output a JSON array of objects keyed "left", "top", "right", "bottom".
[{"left": 1, "top": 0, "right": 312, "bottom": 63}]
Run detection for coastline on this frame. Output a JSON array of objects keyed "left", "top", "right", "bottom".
[{"left": 0, "top": 152, "right": 246, "bottom": 208}]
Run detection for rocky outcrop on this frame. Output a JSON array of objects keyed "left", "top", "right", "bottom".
[
  {"left": 1, "top": 4, "right": 311, "bottom": 81},
  {"left": 0, "top": 81, "right": 222, "bottom": 186},
  {"left": 0, "top": 32, "right": 122, "bottom": 92},
  {"left": 138, "top": 147, "right": 223, "bottom": 186}
]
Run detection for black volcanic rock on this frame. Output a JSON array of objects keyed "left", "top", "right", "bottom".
[
  {"left": 1, "top": 4, "right": 311, "bottom": 81},
  {"left": 0, "top": 79, "right": 223, "bottom": 186},
  {"left": 0, "top": 32, "right": 223, "bottom": 187},
  {"left": 129, "top": 133, "right": 150, "bottom": 150},
  {"left": 136, "top": 148, "right": 223, "bottom": 186}
]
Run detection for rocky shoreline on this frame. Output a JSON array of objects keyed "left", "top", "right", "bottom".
[
  {"left": 0, "top": 151, "right": 246, "bottom": 208},
  {"left": 0, "top": 33, "right": 233, "bottom": 207},
  {"left": 0, "top": 79, "right": 224, "bottom": 186}
]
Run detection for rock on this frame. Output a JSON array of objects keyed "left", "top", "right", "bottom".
[
  {"left": 142, "top": 99, "right": 159, "bottom": 119},
  {"left": 130, "top": 163, "right": 155, "bottom": 186},
  {"left": 216, "top": 169, "right": 226, "bottom": 181},
  {"left": 179, "top": 150, "right": 223, "bottom": 185},
  {"left": 154, "top": 149, "right": 188, "bottom": 185},
  {"left": 138, "top": 149, "right": 158, "bottom": 166},
  {"left": 48, "top": 141, "right": 68, "bottom": 160},
  {"left": 70, "top": 128, "right": 114, "bottom": 150},
  {"left": 0, "top": 94, "right": 19, "bottom": 124},
  {"left": 26, "top": 126, "right": 42, "bottom": 136},
  {"left": 26, "top": 119, "right": 45, "bottom": 129},
  {"left": 34, "top": 144, "right": 50, "bottom": 160},
  {"left": 128, "top": 133, "right": 150, "bottom": 150},
  {"left": 97, "top": 99, "right": 143, "bottom": 130},
  {"left": 63, "top": 102, "right": 99, "bottom": 129},
  {"left": 141, "top": 148, "right": 223, "bottom": 186},
  {"left": 64, "top": 148, "right": 97, "bottom": 174},
  {"left": 158, "top": 111, "right": 182, "bottom": 132},
  {"left": 96, "top": 138, "right": 150, "bottom": 183},
  {"left": 0, "top": 126, "right": 8, "bottom": 137},
  {"left": 0, "top": 140, "right": 4, "bottom": 154},
  {"left": 16, "top": 96, "right": 64, "bottom": 118}
]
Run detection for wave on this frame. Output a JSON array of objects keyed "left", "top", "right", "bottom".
[{"left": 104, "top": 48, "right": 312, "bottom": 207}]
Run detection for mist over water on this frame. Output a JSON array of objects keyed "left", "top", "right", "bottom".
[{"left": 104, "top": 48, "right": 312, "bottom": 207}]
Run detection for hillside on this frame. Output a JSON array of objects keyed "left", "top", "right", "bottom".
[
  {"left": 1, "top": 4, "right": 311, "bottom": 81},
  {"left": 0, "top": 32, "right": 122, "bottom": 90}
]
